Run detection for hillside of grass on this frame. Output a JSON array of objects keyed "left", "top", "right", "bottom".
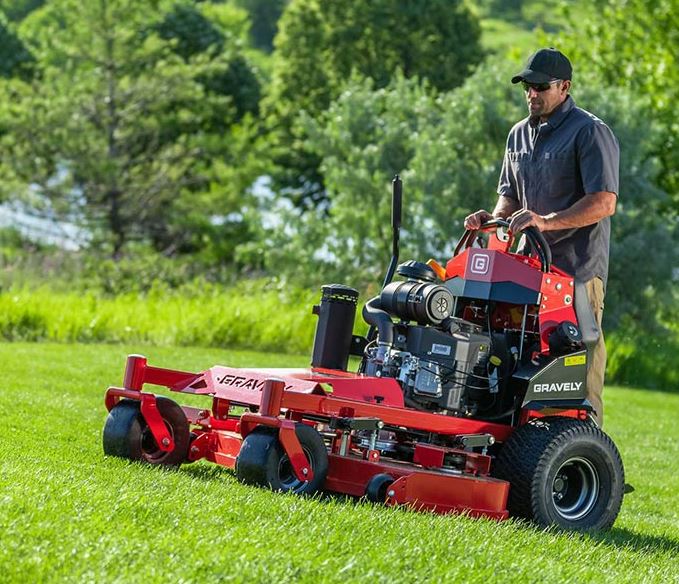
[
  {"left": 0, "top": 284, "right": 326, "bottom": 355},
  {"left": 0, "top": 343, "right": 677, "bottom": 582},
  {"left": 1, "top": 285, "right": 676, "bottom": 391},
  {"left": 476, "top": 0, "right": 603, "bottom": 59}
]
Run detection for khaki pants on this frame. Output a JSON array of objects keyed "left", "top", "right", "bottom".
[{"left": 584, "top": 277, "right": 606, "bottom": 427}]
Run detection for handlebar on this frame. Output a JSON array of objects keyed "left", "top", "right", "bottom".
[{"left": 456, "top": 218, "right": 552, "bottom": 273}]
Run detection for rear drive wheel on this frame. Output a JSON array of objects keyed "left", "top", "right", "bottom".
[
  {"left": 492, "top": 416, "right": 624, "bottom": 531},
  {"left": 235, "top": 424, "right": 328, "bottom": 495},
  {"left": 102, "top": 397, "right": 190, "bottom": 466}
]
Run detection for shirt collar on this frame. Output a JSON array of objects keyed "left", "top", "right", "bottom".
[{"left": 529, "top": 95, "right": 576, "bottom": 130}]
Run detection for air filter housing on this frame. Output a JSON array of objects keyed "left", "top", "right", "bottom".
[{"left": 311, "top": 284, "right": 359, "bottom": 370}]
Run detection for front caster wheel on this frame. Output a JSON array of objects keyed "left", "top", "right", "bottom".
[
  {"left": 102, "top": 397, "right": 190, "bottom": 466},
  {"left": 235, "top": 424, "right": 328, "bottom": 495},
  {"left": 365, "top": 473, "right": 394, "bottom": 503}
]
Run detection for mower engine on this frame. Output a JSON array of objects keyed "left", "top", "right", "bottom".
[
  {"left": 312, "top": 260, "right": 518, "bottom": 418},
  {"left": 364, "top": 262, "right": 516, "bottom": 416}
]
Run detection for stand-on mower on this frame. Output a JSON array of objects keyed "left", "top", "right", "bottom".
[{"left": 103, "top": 177, "right": 625, "bottom": 531}]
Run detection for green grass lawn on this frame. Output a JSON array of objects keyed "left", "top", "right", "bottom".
[{"left": 1, "top": 342, "right": 678, "bottom": 583}]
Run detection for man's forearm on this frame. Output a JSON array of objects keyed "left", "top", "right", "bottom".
[
  {"left": 492, "top": 196, "right": 521, "bottom": 219},
  {"left": 507, "top": 191, "right": 617, "bottom": 234},
  {"left": 542, "top": 191, "right": 617, "bottom": 231}
]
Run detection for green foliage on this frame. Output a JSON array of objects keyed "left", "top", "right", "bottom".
[
  {"left": 261, "top": 75, "right": 429, "bottom": 285},
  {"left": 479, "top": 18, "right": 536, "bottom": 55},
  {"left": 262, "top": 0, "right": 329, "bottom": 206},
  {"left": 0, "top": 227, "right": 46, "bottom": 267},
  {"left": 261, "top": 59, "right": 524, "bottom": 287},
  {"left": 199, "top": 54, "right": 262, "bottom": 119},
  {"left": 321, "top": 0, "right": 483, "bottom": 93},
  {"left": 156, "top": 3, "right": 262, "bottom": 118},
  {"left": 405, "top": 60, "right": 524, "bottom": 253},
  {"left": 0, "top": 0, "right": 262, "bottom": 259},
  {"left": 607, "top": 322, "right": 679, "bottom": 390},
  {"left": 0, "top": 0, "right": 44, "bottom": 21},
  {"left": 265, "top": 0, "right": 484, "bottom": 205},
  {"left": 233, "top": 0, "right": 287, "bottom": 52},
  {"left": 556, "top": 0, "right": 679, "bottom": 204},
  {"left": 0, "top": 13, "right": 34, "bottom": 79},
  {"left": 156, "top": 2, "right": 226, "bottom": 60}
]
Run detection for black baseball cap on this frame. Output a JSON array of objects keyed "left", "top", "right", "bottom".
[{"left": 511, "top": 48, "right": 572, "bottom": 84}]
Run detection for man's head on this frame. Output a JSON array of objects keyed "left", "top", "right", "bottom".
[{"left": 512, "top": 48, "right": 572, "bottom": 119}]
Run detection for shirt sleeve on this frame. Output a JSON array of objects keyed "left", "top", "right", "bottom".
[
  {"left": 497, "top": 146, "right": 518, "bottom": 200},
  {"left": 577, "top": 121, "right": 620, "bottom": 196}
]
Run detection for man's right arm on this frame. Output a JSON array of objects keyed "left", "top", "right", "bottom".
[
  {"left": 464, "top": 196, "right": 521, "bottom": 229},
  {"left": 492, "top": 195, "right": 521, "bottom": 219},
  {"left": 465, "top": 137, "right": 522, "bottom": 230}
]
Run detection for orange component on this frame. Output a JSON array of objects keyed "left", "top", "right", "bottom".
[{"left": 426, "top": 258, "right": 447, "bottom": 280}]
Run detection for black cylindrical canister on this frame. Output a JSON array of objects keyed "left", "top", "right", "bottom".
[
  {"left": 379, "top": 281, "right": 453, "bottom": 325},
  {"left": 311, "top": 284, "right": 359, "bottom": 371}
]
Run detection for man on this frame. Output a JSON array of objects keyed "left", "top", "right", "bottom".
[{"left": 464, "top": 48, "right": 619, "bottom": 426}]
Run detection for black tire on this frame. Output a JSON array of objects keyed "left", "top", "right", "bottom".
[
  {"left": 235, "top": 424, "right": 328, "bottom": 495},
  {"left": 365, "top": 473, "right": 394, "bottom": 503},
  {"left": 102, "top": 397, "right": 190, "bottom": 466},
  {"left": 492, "top": 416, "right": 624, "bottom": 531},
  {"left": 183, "top": 431, "right": 199, "bottom": 464}
]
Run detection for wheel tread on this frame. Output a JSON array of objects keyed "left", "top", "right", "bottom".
[{"left": 493, "top": 416, "right": 624, "bottom": 530}]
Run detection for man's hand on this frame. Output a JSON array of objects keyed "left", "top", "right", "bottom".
[
  {"left": 508, "top": 209, "right": 551, "bottom": 233},
  {"left": 464, "top": 209, "right": 493, "bottom": 230},
  {"left": 508, "top": 192, "right": 616, "bottom": 234}
]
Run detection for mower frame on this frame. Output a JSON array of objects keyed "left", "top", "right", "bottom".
[{"left": 104, "top": 350, "right": 588, "bottom": 520}]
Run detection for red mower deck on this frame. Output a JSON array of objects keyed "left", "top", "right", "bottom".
[{"left": 105, "top": 355, "right": 514, "bottom": 519}]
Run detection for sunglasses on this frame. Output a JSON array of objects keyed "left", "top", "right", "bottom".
[{"left": 522, "top": 80, "right": 560, "bottom": 92}]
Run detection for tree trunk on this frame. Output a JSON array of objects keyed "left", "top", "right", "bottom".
[{"left": 102, "top": 0, "right": 124, "bottom": 259}]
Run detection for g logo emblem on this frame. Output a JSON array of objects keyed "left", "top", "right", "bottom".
[{"left": 471, "top": 253, "right": 490, "bottom": 275}]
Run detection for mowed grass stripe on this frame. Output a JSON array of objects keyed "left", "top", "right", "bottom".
[{"left": 0, "top": 343, "right": 677, "bottom": 583}]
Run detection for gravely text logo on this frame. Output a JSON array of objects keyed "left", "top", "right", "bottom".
[
  {"left": 216, "top": 373, "right": 294, "bottom": 391},
  {"left": 533, "top": 381, "right": 583, "bottom": 393}
]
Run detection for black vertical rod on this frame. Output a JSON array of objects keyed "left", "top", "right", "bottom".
[{"left": 367, "top": 175, "right": 402, "bottom": 342}]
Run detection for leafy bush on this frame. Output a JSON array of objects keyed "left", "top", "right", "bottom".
[{"left": 607, "top": 321, "right": 679, "bottom": 390}]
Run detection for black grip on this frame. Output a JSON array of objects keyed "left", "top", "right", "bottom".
[
  {"left": 391, "top": 175, "right": 402, "bottom": 231},
  {"left": 523, "top": 225, "right": 552, "bottom": 270},
  {"left": 474, "top": 218, "right": 552, "bottom": 273}
]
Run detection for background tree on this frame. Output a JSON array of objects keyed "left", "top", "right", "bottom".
[
  {"left": 0, "top": 0, "right": 44, "bottom": 21},
  {"left": 556, "top": 0, "right": 679, "bottom": 206},
  {"left": 264, "top": 0, "right": 484, "bottom": 207},
  {"left": 0, "top": 0, "right": 262, "bottom": 259},
  {"left": 232, "top": 0, "right": 287, "bottom": 53},
  {"left": 0, "top": 13, "right": 34, "bottom": 80},
  {"left": 150, "top": 1, "right": 264, "bottom": 258}
]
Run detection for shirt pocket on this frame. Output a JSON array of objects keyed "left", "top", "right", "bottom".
[
  {"left": 541, "top": 150, "right": 577, "bottom": 197},
  {"left": 508, "top": 151, "right": 530, "bottom": 174}
]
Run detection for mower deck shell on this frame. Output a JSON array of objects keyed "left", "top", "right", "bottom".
[{"left": 104, "top": 354, "right": 523, "bottom": 519}]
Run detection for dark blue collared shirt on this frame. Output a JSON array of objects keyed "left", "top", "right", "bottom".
[{"left": 497, "top": 96, "right": 619, "bottom": 287}]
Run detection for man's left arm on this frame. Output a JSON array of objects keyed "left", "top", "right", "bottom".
[
  {"left": 509, "top": 120, "right": 620, "bottom": 233},
  {"left": 509, "top": 191, "right": 616, "bottom": 232}
]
